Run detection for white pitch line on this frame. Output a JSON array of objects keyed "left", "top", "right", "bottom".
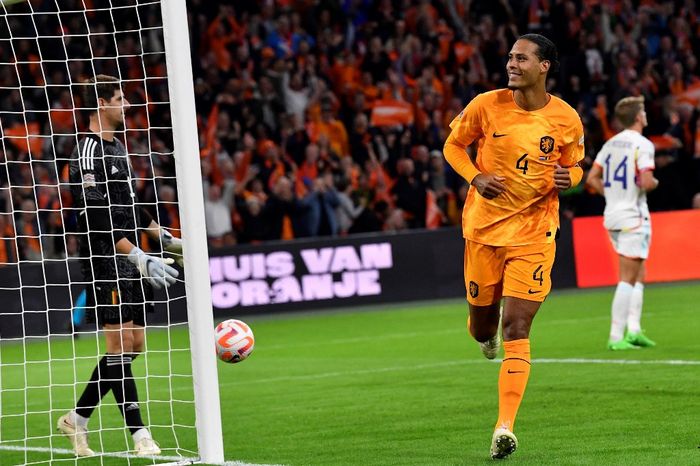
[
  {"left": 532, "top": 358, "right": 700, "bottom": 365},
  {"left": 259, "top": 328, "right": 461, "bottom": 350},
  {"left": 0, "top": 444, "right": 284, "bottom": 466},
  {"left": 257, "top": 313, "right": 655, "bottom": 351},
  {"left": 238, "top": 357, "right": 700, "bottom": 385}
]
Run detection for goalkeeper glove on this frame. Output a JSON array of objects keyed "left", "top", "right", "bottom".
[
  {"left": 127, "top": 246, "right": 179, "bottom": 289},
  {"left": 160, "top": 229, "right": 184, "bottom": 267}
]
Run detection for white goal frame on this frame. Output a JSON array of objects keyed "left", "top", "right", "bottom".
[
  {"left": 0, "top": 0, "right": 224, "bottom": 462},
  {"left": 160, "top": 0, "right": 224, "bottom": 463}
]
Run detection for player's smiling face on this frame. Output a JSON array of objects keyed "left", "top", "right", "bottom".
[
  {"left": 100, "top": 90, "right": 130, "bottom": 128},
  {"left": 507, "top": 40, "right": 548, "bottom": 90}
]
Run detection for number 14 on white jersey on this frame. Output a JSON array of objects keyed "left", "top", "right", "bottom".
[{"left": 593, "top": 129, "right": 655, "bottom": 231}]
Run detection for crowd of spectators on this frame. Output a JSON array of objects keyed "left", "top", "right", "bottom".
[
  {"left": 188, "top": 0, "right": 700, "bottom": 247},
  {"left": 0, "top": 1, "right": 173, "bottom": 262},
  {"left": 1, "top": 0, "right": 700, "bottom": 263}
]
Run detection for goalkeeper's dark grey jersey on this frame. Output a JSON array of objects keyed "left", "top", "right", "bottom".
[{"left": 69, "top": 133, "right": 143, "bottom": 280}]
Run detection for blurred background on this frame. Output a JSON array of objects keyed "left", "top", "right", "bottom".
[{"left": 1, "top": 0, "right": 700, "bottom": 263}]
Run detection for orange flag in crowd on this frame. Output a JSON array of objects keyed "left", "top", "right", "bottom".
[{"left": 370, "top": 99, "right": 414, "bottom": 127}]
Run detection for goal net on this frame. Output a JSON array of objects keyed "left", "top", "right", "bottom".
[{"left": 0, "top": 0, "right": 222, "bottom": 464}]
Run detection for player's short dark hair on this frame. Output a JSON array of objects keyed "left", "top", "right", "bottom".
[
  {"left": 615, "top": 96, "right": 645, "bottom": 128},
  {"left": 518, "top": 33, "right": 560, "bottom": 74},
  {"left": 80, "top": 74, "right": 120, "bottom": 113}
]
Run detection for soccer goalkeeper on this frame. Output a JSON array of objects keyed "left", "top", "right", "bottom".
[{"left": 58, "top": 75, "right": 182, "bottom": 457}]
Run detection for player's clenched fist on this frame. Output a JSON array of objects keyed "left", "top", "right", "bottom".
[
  {"left": 553, "top": 165, "right": 572, "bottom": 191},
  {"left": 472, "top": 173, "right": 506, "bottom": 199}
]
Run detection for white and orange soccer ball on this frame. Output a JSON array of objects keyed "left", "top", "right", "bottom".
[{"left": 215, "top": 319, "right": 255, "bottom": 363}]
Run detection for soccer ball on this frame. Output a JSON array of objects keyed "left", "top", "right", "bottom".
[{"left": 215, "top": 319, "right": 255, "bottom": 363}]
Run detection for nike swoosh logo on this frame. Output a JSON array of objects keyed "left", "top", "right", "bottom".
[
  {"left": 492, "top": 132, "right": 507, "bottom": 138},
  {"left": 507, "top": 369, "right": 525, "bottom": 374},
  {"left": 527, "top": 289, "right": 540, "bottom": 294}
]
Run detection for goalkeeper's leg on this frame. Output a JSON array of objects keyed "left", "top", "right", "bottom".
[
  {"left": 58, "top": 284, "right": 117, "bottom": 457},
  {"left": 101, "top": 321, "right": 160, "bottom": 455},
  {"left": 102, "top": 298, "right": 161, "bottom": 456},
  {"left": 59, "top": 285, "right": 159, "bottom": 456},
  {"left": 127, "top": 283, "right": 161, "bottom": 455}
]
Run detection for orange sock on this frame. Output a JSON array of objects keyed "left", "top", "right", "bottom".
[
  {"left": 467, "top": 315, "right": 473, "bottom": 337},
  {"left": 495, "top": 339, "right": 531, "bottom": 431}
]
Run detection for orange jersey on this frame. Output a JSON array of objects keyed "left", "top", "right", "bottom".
[{"left": 446, "top": 89, "right": 584, "bottom": 246}]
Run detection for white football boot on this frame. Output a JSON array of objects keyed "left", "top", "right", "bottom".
[
  {"left": 490, "top": 427, "right": 518, "bottom": 459},
  {"left": 56, "top": 412, "right": 95, "bottom": 457},
  {"left": 479, "top": 332, "right": 501, "bottom": 360},
  {"left": 134, "top": 437, "right": 161, "bottom": 456}
]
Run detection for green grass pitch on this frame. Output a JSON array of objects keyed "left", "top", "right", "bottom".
[{"left": 1, "top": 281, "right": 699, "bottom": 465}]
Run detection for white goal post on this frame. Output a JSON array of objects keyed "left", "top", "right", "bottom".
[
  {"left": 0, "top": 0, "right": 223, "bottom": 464},
  {"left": 160, "top": 0, "right": 224, "bottom": 462}
]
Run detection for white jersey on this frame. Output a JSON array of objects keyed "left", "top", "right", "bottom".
[{"left": 593, "top": 129, "right": 655, "bottom": 230}]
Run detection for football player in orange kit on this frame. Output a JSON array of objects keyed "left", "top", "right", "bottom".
[{"left": 443, "top": 34, "right": 584, "bottom": 459}]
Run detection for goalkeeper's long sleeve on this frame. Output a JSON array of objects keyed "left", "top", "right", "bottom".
[
  {"left": 83, "top": 189, "right": 113, "bottom": 235},
  {"left": 70, "top": 134, "right": 143, "bottom": 249}
]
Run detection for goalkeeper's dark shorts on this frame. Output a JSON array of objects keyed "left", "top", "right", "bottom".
[{"left": 86, "top": 278, "right": 154, "bottom": 326}]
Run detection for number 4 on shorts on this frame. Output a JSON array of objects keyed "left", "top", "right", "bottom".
[{"left": 532, "top": 265, "right": 543, "bottom": 285}]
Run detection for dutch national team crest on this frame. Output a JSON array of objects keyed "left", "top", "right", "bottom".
[
  {"left": 540, "top": 136, "right": 554, "bottom": 154},
  {"left": 469, "top": 281, "right": 479, "bottom": 298}
]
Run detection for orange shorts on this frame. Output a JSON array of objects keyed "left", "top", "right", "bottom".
[{"left": 463, "top": 239, "right": 556, "bottom": 306}]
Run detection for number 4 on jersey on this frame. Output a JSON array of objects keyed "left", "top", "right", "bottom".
[{"left": 516, "top": 153, "right": 528, "bottom": 174}]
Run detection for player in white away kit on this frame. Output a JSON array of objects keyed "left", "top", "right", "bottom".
[{"left": 586, "top": 96, "right": 659, "bottom": 350}]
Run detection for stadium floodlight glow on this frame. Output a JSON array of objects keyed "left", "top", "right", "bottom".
[{"left": 0, "top": 0, "right": 223, "bottom": 464}]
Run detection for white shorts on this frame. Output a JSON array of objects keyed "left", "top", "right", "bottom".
[{"left": 608, "top": 224, "right": 651, "bottom": 259}]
